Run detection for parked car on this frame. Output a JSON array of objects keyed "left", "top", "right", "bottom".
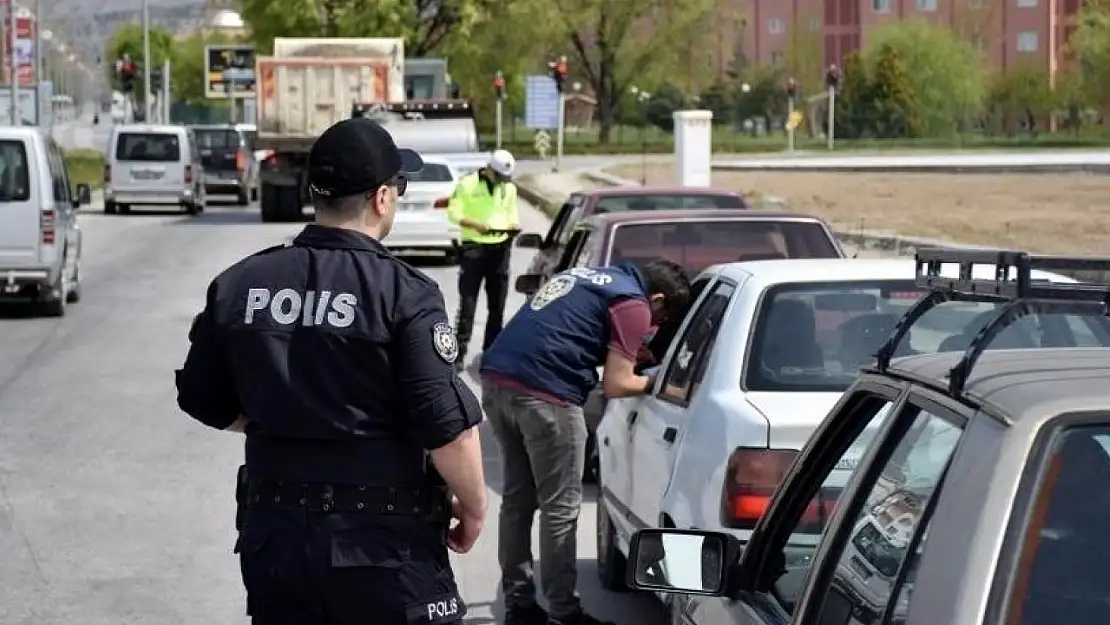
[
  {"left": 515, "top": 210, "right": 846, "bottom": 482},
  {"left": 595, "top": 257, "right": 1095, "bottom": 597},
  {"left": 191, "top": 123, "right": 258, "bottom": 205},
  {"left": 0, "top": 125, "right": 91, "bottom": 316},
  {"left": 104, "top": 124, "right": 206, "bottom": 216},
  {"left": 616, "top": 249, "right": 1110, "bottom": 625},
  {"left": 519, "top": 187, "right": 751, "bottom": 283},
  {"left": 387, "top": 155, "right": 462, "bottom": 262}
]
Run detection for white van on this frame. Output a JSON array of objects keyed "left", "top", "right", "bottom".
[
  {"left": 0, "top": 126, "right": 91, "bottom": 316},
  {"left": 104, "top": 124, "right": 206, "bottom": 215}
]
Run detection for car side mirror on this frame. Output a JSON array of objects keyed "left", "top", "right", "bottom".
[
  {"left": 516, "top": 233, "right": 544, "bottom": 249},
  {"left": 515, "top": 274, "right": 542, "bottom": 295},
  {"left": 75, "top": 183, "right": 92, "bottom": 205},
  {"left": 626, "top": 528, "right": 739, "bottom": 596}
]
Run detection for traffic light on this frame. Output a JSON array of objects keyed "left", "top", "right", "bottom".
[
  {"left": 825, "top": 64, "right": 841, "bottom": 91},
  {"left": 493, "top": 70, "right": 506, "bottom": 101},
  {"left": 785, "top": 77, "right": 798, "bottom": 99},
  {"left": 548, "top": 55, "right": 568, "bottom": 93}
]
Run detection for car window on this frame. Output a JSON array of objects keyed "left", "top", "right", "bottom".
[
  {"left": 810, "top": 407, "right": 962, "bottom": 624},
  {"left": 593, "top": 193, "right": 746, "bottom": 212},
  {"left": 46, "top": 141, "right": 70, "bottom": 203},
  {"left": 555, "top": 203, "right": 587, "bottom": 246},
  {"left": 116, "top": 132, "right": 182, "bottom": 162},
  {"left": 406, "top": 163, "right": 454, "bottom": 183},
  {"left": 608, "top": 220, "right": 839, "bottom": 278},
  {"left": 659, "top": 281, "right": 734, "bottom": 404},
  {"left": 193, "top": 129, "right": 240, "bottom": 149},
  {"left": 557, "top": 230, "right": 591, "bottom": 271},
  {"left": 745, "top": 280, "right": 1110, "bottom": 393},
  {"left": 1007, "top": 424, "right": 1110, "bottom": 625},
  {"left": 0, "top": 139, "right": 30, "bottom": 201},
  {"left": 573, "top": 236, "right": 597, "bottom": 267}
]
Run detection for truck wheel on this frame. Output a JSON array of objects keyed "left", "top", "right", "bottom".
[
  {"left": 40, "top": 272, "right": 67, "bottom": 317},
  {"left": 596, "top": 494, "right": 630, "bottom": 592},
  {"left": 237, "top": 187, "right": 250, "bottom": 206},
  {"left": 104, "top": 201, "right": 117, "bottom": 215},
  {"left": 260, "top": 183, "right": 281, "bottom": 223}
]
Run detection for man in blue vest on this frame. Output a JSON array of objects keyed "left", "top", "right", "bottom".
[{"left": 479, "top": 259, "right": 691, "bottom": 625}]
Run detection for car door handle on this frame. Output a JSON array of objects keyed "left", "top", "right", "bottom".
[
  {"left": 662, "top": 427, "right": 677, "bottom": 444},
  {"left": 628, "top": 411, "right": 639, "bottom": 430}
]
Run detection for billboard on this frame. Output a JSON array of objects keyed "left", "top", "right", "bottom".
[{"left": 205, "top": 44, "right": 255, "bottom": 99}]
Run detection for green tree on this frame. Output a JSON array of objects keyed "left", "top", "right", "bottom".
[
  {"left": 238, "top": 0, "right": 486, "bottom": 56},
  {"left": 985, "top": 62, "right": 1055, "bottom": 134},
  {"left": 552, "top": 0, "right": 716, "bottom": 142},
  {"left": 104, "top": 24, "right": 176, "bottom": 95},
  {"left": 785, "top": 10, "right": 824, "bottom": 95},
  {"left": 1068, "top": 0, "right": 1110, "bottom": 103},
  {"left": 698, "top": 81, "right": 733, "bottom": 124},
  {"left": 833, "top": 52, "right": 875, "bottom": 139},
  {"left": 863, "top": 20, "right": 986, "bottom": 136},
  {"left": 645, "top": 83, "right": 687, "bottom": 132},
  {"left": 869, "top": 43, "right": 923, "bottom": 138}
]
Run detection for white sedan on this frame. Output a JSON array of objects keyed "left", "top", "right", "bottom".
[
  {"left": 387, "top": 156, "right": 462, "bottom": 262},
  {"left": 595, "top": 257, "right": 1093, "bottom": 594}
]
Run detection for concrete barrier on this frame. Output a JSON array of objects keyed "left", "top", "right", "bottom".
[{"left": 712, "top": 150, "right": 1110, "bottom": 174}]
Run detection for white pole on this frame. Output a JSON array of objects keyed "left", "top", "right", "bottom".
[
  {"left": 9, "top": 2, "right": 19, "bottom": 124},
  {"left": 33, "top": 0, "right": 41, "bottom": 125},
  {"left": 826, "top": 86, "right": 835, "bottom": 151},
  {"left": 495, "top": 98, "right": 503, "bottom": 149},
  {"left": 141, "top": 0, "right": 151, "bottom": 122},
  {"left": 162, "top": 58, "right": 169, "bottom": 122},
  {"left": 787, "top": 96, "right": 795, "bottom": 153},
  {"left": 553, "top": 92, "right": 565, "bottom": 172}
]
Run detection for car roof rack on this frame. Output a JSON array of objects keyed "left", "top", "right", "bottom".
[{"left": 874, "top": 248, "right": 1110, "bottom": 395}]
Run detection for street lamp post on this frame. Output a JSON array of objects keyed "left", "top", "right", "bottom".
[{"left": 630, "top": 86, "right": 651, "bottom": 185}]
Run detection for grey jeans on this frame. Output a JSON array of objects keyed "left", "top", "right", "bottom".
[{"left": 482, "top": 381, "right": 586, "bottom": 618}]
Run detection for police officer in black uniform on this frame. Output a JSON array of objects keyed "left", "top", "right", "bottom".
[{"left": 175, "top": 117, "right": 488, "bottom": 625}]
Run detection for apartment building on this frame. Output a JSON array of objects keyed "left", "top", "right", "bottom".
[{"left": 708, "top": 0, "right": 1081, "bottom": 82}]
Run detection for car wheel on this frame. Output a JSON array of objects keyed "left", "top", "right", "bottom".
[
  {"left": 185, "top": 201, "right": 199, "bottom": 216},
  {"left": 40, "top": 272, "right": 66, "bottom": 317},
  {"left": 596, "top": 491, "right": 629, "bottom": 592},
  {"left": 237, "top": 188, "right": 250, "bottom": 206},
  {"left": 583, "top": 433, "right": 599, "bottom": 484},
  {"left": 104, "top": 201, "right": 117, "bottom": 215},
  {"left": 250, "top": 186, "right": 258, "bottom": 202},
  {"left": 118, "top": 204, "right": 131, "bottom": 215},
  {"left": 66, "top": 259, "right": 81, "bottom": 304}
]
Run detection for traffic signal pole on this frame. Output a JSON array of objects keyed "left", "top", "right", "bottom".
[
  {"left": 142, "top": 0, "right": 151, "bottom": 122},
  {"left": 493, "top": 70, "right": 505, "bottom": 149},
  {"left": 7, "top": 2, "right": 18, "bottom": 125},
  {"left": 549, "top": 55, "right": 568, "bottom": 172},
  {"left": 825, "top": 64, "right": 840, "bottom": 151},
  {"left": 785, "top": 77, "right": 797, "bottom": 153}
]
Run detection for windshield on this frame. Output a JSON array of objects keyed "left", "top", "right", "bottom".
[
  {"left": 0, "top": 140, "right": 30, "bottom": 201},
  {"left": 194, "top": 129, "right": 240, "bottom": 149},
  {"left": 608, "top": 220, "right": 840, "bottom": 276},
  {"left": 115, "top": 132, "right": 182, "bottom": 162},
  {"left": 746, "top": 280, "right": 1110, "bottom": 392},
  {"left": 407, "top": 163, "right": 454, "bottom": 183},
  {"left": 594, "top": 193, "right": 746, "bottom": 212}
]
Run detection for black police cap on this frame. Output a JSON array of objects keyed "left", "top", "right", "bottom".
[{"left": 307, "top": 117, "right": 424, "bottom": 198}]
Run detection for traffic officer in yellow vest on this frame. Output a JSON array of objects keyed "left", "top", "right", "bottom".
[{"left": 446, "top": 149, "right": 519, "bottom": 371}]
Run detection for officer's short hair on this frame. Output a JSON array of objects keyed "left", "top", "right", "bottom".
[
  {"left": 640, "top": 259, "right": 692, "bottom": 320},
  {"left": 313, "top": 191, "right": 372, "bottom": 217}
]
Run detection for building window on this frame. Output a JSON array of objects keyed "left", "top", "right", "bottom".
[
  {"left": 1017, "top": 0, "right": 1038, "bottom": 6},
  {"left": 873, "top": 0, "right": 892, "bottom": 12},
  {"left": 1017, "top": 31, "right": 1038, "bottom": 51},
  {"left": 768, "top": 17, "right": 785, "bottom": 34},
  {"left": 771, "top": 50, "right": 785, "bottom": 64},
  {"left": 809, "top": 15, "right": 821, "bottom": 31},
  {"left": 916, "top": 0, "right": 937, "bottom": 10}
]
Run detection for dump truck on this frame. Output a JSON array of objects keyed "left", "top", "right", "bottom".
[{"left": 254, "top": 37, "right": 484, "bottom": 223}]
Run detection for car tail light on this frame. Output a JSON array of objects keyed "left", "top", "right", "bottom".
[
  {"left": 236, "top": 148, "right": 247, "bottom": 173},
  {"left": 265, "top": 152, "right": 285, "bottom": 168},
  {"left": 434, "top": 197, "right": 448, "bottom": 209},
  {"left": 721, "top": 447, "right": 841, "bottom": 530},
  {"left": 40, "top": 208, "right": 56, "bottom": 244},
  {"left": 185, "top": 164, "right": 194, "bottom": 184},
  {"left": 103, "top": 164, "right": 111, "bottom": 183}
]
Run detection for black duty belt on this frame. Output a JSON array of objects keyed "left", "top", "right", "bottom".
[{"left": 246, "top": 479, "right": 449, "bottom": 518}]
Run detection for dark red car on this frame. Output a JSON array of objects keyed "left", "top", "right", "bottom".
[{"left": 516, "top": 186, "right": 751, "bottom": 282}]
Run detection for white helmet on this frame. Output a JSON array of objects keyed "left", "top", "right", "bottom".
[{"left": 488, "top": 149, "right": 516, "bottom": 178}]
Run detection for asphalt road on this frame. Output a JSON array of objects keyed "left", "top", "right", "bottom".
[{"left": 0, "top": 194, "right": 663, "bottom": 625}]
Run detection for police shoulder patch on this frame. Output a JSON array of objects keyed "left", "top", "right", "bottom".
[
  {"left": 432, "top": 322, "right": 458, "bottom": 363},
  {"left": 529, "top": 274, "right": 576, "bottom": 311}
]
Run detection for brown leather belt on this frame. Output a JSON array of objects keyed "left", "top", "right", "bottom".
[{"left": 246, "top": 479, "right": 449, "bottom": 519}]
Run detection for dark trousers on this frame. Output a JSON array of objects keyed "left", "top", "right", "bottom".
[
  {"left": 237, "top": 506, "right": 465, "bottom": 625},
  {"left": 455, "top": 241, "right": 511, "bottom": 360}
]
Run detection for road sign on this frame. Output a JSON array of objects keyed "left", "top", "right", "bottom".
[
  {"left": 525, "top": 75, "right": 559, "bottom": 130},
  {"left": 534, "top": 130, "right": 551, "bottom": 159},
  {"left": 205, "top": 45, "right": 256, "bottom": 99},
  {"left": 787, "top": 111, "right": 804, "bottom": 131}
]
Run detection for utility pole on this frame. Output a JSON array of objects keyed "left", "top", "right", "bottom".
[
  {"left": 493, "top": 70, "right": 505, "bottom": 149},
  {"left": 141, "top": 0, "right": 151, "bottom": 122},
  {"left": 8, "top": 2, "right": 19, "bottom": 124},
  {"left": 33, "top": 0, "right": 41, "bottom": 126},
  {"left": 162, "top": 58, "right": 169, "bottom": 123},
  {"left": 548, "top": 55, "right": 568, "bottom": 172},
  {"left": 825, "top": 64, "right": 840, "bottom": 151},
  {"left": 785, "top": 76, "right": 797, "bottom": 153}
]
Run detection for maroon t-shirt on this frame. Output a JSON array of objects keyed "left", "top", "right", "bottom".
[{"left": 482, "top": 297, "right": 653, "bottom": 405}]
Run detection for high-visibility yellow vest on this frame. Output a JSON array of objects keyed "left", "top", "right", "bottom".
[{"left": 446, "top": 172, "right": 519, "bottom": 244}]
